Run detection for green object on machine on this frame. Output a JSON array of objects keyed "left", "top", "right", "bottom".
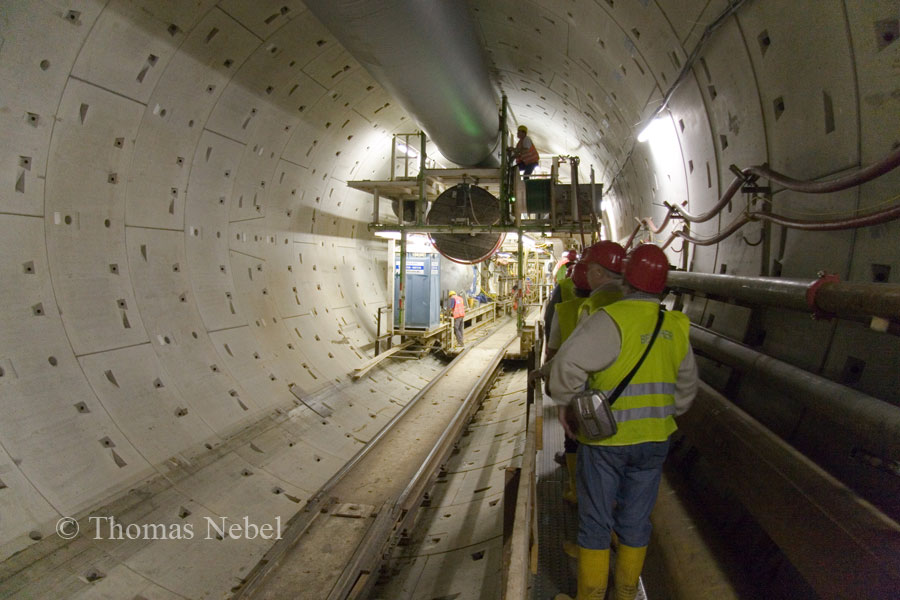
[{"left": 524, "top": 178, "right": 552, "bottom": 213}]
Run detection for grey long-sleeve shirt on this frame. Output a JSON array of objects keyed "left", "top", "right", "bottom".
[{"left": 547, "top": 294, "right": 698, "bottom": 414}]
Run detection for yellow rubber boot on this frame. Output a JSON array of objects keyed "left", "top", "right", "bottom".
[
  {"left": 562, "top": 452, "right": 578, "bottom": 504},
  {"left": 613, "top": 544, "right": 647, "bottom": 600},
  {"left": 553, "top": 547, "right": 610, "bottom": 600}
]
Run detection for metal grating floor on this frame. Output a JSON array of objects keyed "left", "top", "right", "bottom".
[
  {"left": 534, "top": 399, "right": 647, "bottom": 600},
  {"left": 534, "top": 400, "right": 579, "bottom": 599}
]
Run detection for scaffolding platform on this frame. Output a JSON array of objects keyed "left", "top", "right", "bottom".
[{"left": 348, "top": 167, "right": 501, "bottom": 203}]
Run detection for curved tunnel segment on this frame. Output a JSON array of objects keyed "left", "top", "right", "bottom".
[{"left": 305, "top": 0, "right": 501, "bottom": 167}]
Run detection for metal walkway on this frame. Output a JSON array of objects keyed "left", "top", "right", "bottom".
[{"left": 534, "top": 399, "right": 647, "bottom": 600}]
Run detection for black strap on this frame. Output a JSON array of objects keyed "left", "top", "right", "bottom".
[{"left": 607, "top": 308, "right": 665, "bottom": 406}]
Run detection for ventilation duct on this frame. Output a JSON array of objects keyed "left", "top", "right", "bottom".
[{"left": 306, "top": 0, "right": 501, "bottom": 167}]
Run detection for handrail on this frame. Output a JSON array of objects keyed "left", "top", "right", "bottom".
[{"left": 503, "top": 327, "right": 542, "bottom": 598}]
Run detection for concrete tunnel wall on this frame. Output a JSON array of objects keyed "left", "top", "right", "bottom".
[
  {"left": 0, "top": 0, "right": 425, "bottom": 570},
  {"left": 0, "top": 0, "right": 898, "bottom": 595}
]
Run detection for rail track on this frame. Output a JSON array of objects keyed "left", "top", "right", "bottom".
[{"left": 232, "top": 317, "right": 524, "bottom": 599}]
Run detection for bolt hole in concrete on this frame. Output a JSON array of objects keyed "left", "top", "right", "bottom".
[{"left": 83, "top": 570, "right": 104, "bottom": 583}]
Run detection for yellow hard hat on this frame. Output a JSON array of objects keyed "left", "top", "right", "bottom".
[
  {"left": 517, "top": 125, "right": 527, "bottom": 133},
  {"left": 449, "top": 290, "right": 456, "bottom": 296}
]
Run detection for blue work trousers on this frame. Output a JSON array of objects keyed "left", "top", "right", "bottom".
[{"left": 576, "top": 440, "right": 670, "bottom": 549}]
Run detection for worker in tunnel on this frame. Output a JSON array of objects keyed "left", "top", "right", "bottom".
[
  {"left": 448, "top": 290, "right": 465, "bottom": 348},
  {"left": 536, "top": 241, "right": 627, "bottom": 504},
  {"left": 548, "top": 244, "right": 698, "bottom": 600},
  {"left": 510, "top": 124, "right": 540, "bottom": 177},
  {"left": 543, "top": 249, "right": 580, "bottom": 347}
]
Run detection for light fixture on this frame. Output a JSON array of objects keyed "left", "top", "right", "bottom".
[
  {"left": 637, "top": 118, "right": 664, "bottom": 143},
  {"left": 373, "top": 230, "right": 401, "bottom": 240}
]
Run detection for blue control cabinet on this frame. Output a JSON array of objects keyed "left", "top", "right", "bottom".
[{"left": 395, "top": 252, "right": 441, "bottom": 329}]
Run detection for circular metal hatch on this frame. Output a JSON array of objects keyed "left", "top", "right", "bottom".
[{"left": 426, "top": 184, "right": 504, "bottom": 264}]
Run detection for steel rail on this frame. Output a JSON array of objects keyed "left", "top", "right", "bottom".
[
  {"left": 233, "top": 324, "right": 518, "bottom": 599},
  {"left": 328, "top": 335, "right": 517, "bottom": 600},
  {"left": 503, "top": 334, "right": 541, "bottom": 599},
  {"left": 231, "top": 336, "right": 492, "bottom": 599}
]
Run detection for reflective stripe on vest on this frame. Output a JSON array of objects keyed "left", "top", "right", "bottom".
[
  {"left": 613, "top": 404, "right": 677, "bottom": 422},
  {"left": 579, "top": 300, "right": 690, "bottom": 447},
  {"left": 597, "top": 382, "right": 677, "bottom": 398},
  {"left": 555, "top": 296, "right": 588, "bottom": 342}
]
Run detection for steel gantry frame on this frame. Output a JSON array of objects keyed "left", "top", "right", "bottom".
[{"left": 361, "top": 95, "right": 605, "bottom": 334}]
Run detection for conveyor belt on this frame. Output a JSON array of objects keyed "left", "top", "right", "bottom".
[{"left": 234, "top": 318, "right": 521, "bottom": 599}]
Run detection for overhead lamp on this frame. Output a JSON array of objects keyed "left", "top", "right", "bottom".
[
  {"left": 373, "top": 230, "right": 401, "bottom": 240},
  {"left": 637, "top": 118, "right": 664, "bottom": 143}
]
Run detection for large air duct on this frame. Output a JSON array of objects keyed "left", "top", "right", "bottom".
[{"left": 305, "top": 0, "right": 501, "bottom": 167}]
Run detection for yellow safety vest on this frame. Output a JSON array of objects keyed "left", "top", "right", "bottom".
[
  {"left": 558, "top": 287, "right": 623, "bottom": 342},
  {"left": 582, "top": 287, "right": 624, "bottom": 318},
  {"left": 579, "top": 300, "right": 690, "bottom": 447},
  {"left": 555, "top": 296, "right": 588, "bottom": 342},
  {"left": 559, "top": 276, "right": 576, "bottom": 303}
]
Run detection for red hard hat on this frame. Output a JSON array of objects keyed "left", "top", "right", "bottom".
[
  {"left": 564, "top": 249, "right": 578, "bottom": 263},
  {"left": 623, "top": 244, "right": 669, "bottom": 293},
  {"left": 571, "top": 261, "right": 590, "bottom": 291},
  {"left": 581, "top": 241, "right": 625, "bottom": 274}
]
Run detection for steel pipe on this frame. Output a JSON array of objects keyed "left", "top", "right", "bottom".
[
  {"left": 305, "top": 0, "right": 500, "bottom": 167},
  {"left": 676, "top": 382, "right": 900, "bottom": 600},
  {"left": 689, "top": 325, "right": 900, "bottom": 460},
  {"left": 667, "top": 271, "right": 900, "bottom": 321}
]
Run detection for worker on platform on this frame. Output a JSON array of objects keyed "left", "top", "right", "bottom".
[
  {"left": 549, "top": 244, "right": 698, "bottom": 600},
  {"left": 511, "top": 124, "right": 540, "bottom": 177},
  {"left": 448, "top": 290, "right": 466, "bottom": 348}
]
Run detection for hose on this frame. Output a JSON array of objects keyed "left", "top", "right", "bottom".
[
  {"left": 625, "top": 144, "right": 900, "bottom": 249},
  {"left": 668, "top": 201, "right": 900, "bottom": 246}
]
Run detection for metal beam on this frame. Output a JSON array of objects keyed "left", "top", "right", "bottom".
[{"left": 369, "top": 223, "right": 590, "bottom": 234}]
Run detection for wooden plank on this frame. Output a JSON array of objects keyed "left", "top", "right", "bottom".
[{"left": 350, "top": 340, "right": 415, "bottom": 380}]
